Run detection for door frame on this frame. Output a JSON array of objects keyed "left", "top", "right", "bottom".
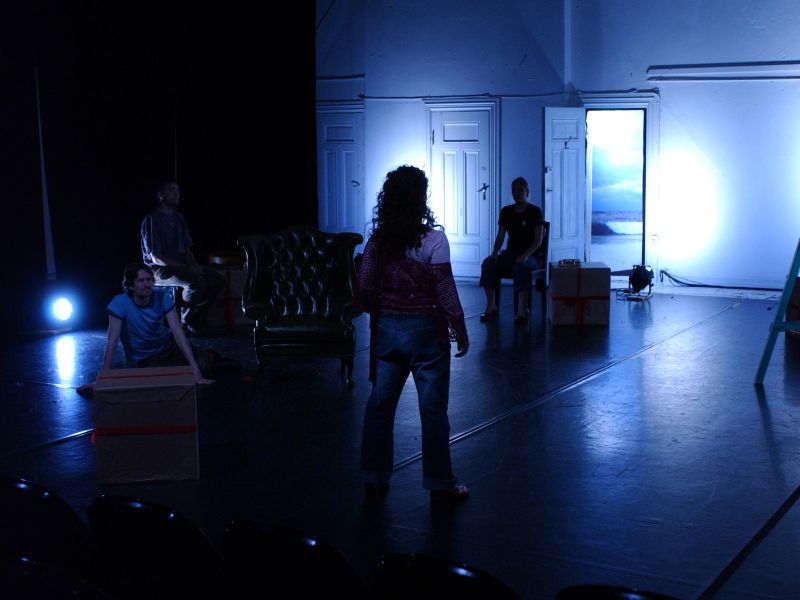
[
  {"left": 578, "top": 92, "right": 660, "bottom": 266},
  {"left": 424, "top": 98, "right": 500, "bottom": 276},
  {"left": 316, "top": 102, "right": 366, "bottom": 239},
  {"left": 543, "top": 106, "right": 588, "bottom": 263}
]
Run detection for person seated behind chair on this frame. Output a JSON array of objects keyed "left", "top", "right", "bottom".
[
  {"left": 478, "top": 176, "right": 545, "bottom": 322},
  {"left": 100, "top": 262, "right": 214, "bottom": 384},
  {"left": 140, "top": 180, "right": 225, "bottom": 336}
]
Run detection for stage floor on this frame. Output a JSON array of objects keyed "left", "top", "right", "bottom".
[{"left": 1, "top": 281, "right": 798, "bottom": 599}]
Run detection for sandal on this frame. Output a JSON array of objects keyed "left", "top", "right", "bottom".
[
  {"left": 430, "top": 484, "right": 470, "bottom": 501},
  {"left": 479, "top": 309, "right": 498, "bottom": 322}
]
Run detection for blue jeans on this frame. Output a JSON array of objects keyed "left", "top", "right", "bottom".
[
  {"left": 479, "top": 251, "right": 541, "bottom": 293},
  {"left": 361, "top": 314, "right": 457, "bottom": 490}
]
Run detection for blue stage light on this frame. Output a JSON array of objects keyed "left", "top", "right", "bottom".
[
  {"left": 41, "top": 289, "right": 80, "bottom": 331},
  {"left": 52, "top": 297, "right": 73, "bottom": 321}
]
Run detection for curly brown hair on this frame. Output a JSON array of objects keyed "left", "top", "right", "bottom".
[
  {"left": 122, "top": 262, "right": 154, "bottom": 294},
  {"left": 371, "top": 165, "right": 438, "bottom": 258}
]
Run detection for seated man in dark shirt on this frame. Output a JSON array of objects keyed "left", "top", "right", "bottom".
[
  {"left": 478, "top": 176, "right": 545, "bottom": 322},
  {"left": 140, "top": 180, "right": 225, "bottom": 336}
]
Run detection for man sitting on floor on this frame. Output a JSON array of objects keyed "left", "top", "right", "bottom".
[{"left": 77, "top": 262, "right": 215, "bottom": 396}]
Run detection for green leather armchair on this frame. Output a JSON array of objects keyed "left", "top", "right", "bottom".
[{"left": 237, "top": 227, "right": 363, "bottom": 383}]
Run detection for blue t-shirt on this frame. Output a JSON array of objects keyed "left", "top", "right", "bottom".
[{"left": 107, "top": 290, "right": 175, "bottom": 364}]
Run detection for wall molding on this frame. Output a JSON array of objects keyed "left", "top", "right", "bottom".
[{"left": 647, "top": 62, "right": 800, "bottom": 81}]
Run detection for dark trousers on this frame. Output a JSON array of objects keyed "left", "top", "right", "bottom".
[
  {"left": 152, "top": 265, "right": 225, "bottom": 327},
  {"left": 479, "top": 251, "right": 541, "bottom": 293}
]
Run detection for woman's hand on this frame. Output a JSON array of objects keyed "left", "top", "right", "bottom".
[{"left": 455, "top": 340, "right": 469, "bottom": 357}]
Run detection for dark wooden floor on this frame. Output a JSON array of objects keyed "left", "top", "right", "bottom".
[{"left": 1, "top": 281, "right": 797, "bottom": 599}]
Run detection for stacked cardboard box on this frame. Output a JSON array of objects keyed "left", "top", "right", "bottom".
[
  {"left": 207, "top": 264, "right": 254, "bottom": 329},
  {"left": 93, "top": 367, "right": 199, "bottom": 484},
  {"left": 548, "top": 261, "right": 610, "bottom": 326}
]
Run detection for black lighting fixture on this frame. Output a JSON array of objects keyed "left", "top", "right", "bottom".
[{"left": 627, "top": 264, "right": 654, "bottom": 299}]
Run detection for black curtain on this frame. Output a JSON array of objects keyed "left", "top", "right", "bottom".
[{"left": 1, "top": 2, "right": 316, "bottom": 331}]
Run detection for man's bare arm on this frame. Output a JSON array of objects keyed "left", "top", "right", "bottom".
[
  {"left": 165, "top": 310, "right": 214, "bottom": 384},
  {"left": 100, "top": 315, "right": 123, "bottom": 373}
]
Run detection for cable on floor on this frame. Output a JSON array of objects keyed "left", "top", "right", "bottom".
[
  {"left": 660, "top": 270, "right": 781, "bottom": 293},
  {"left": 614, "top": 287, "right": 652, "bottom": 302}
]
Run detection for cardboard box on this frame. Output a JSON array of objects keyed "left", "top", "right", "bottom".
[
  {"left": 787, "top": 277, "right": 800, "bottom": 341},
  {"left": 207, "top": 265, "right": 254, "bottom": 329},
  {"left": 93, "top": 367, "right": 199, "bottom": 484},
  {"left": 548, "top": 261, "right": 610, "bottom": 326}
]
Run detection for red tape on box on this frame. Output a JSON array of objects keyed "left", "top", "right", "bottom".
[
  {"left": 97, "top": 370, "right": 193, "bottom": 381},
  {"left": 550, "top": 265, "right": 607, "bottom": 325},
  {"left": 550, "top": 295, "right": 608, "bottom": 324}
]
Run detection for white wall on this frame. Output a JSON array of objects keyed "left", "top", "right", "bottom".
[
  {"left": 572, "top": 0, "right": 800, "bottom": 288},
  {"left": 361, "top": 0, "right": 563, "bottom": 98},
  {"left": 318, "top": 0, "right": 800, "bottom": 288},
  {"left": 317, "top": 0, "right": 566, "bottom": 236},
  {"left": 363, "top": 100, "right": 429, "bottom": 231}
]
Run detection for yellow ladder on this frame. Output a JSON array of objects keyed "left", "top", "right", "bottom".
[{"left": 755, "top": 238, "right": 800, "bottom": 384}]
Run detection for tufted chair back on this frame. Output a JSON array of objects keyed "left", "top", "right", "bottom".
[{"left": 237, "top": 226, "right": 363, "bottom": 383}]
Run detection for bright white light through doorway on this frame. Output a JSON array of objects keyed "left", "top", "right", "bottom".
[{"left": 587, "top": 109, "right": 644, "bottom": 275}]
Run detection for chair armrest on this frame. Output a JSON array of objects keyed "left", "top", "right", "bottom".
[{"left": 242, "top": 300, "right": 272, "bottom": 322}]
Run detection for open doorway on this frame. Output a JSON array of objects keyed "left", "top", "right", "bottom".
[{"left": 586, "top": 109, "right": 645, "bottom": 278}]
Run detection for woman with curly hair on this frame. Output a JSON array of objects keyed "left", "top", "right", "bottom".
[{"left": 354, "top": 165, "right": 470, "bottom": 501}]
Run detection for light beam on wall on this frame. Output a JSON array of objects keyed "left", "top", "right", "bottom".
[{"left": 657, "top": 149, "right": 719, "bottom": 262}]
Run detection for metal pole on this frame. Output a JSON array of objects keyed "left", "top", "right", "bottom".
[{"left": 35, "top": 60, "right": 57, "bottom": 282}]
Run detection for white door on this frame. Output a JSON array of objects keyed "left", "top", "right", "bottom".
[
  {"left": 316, "top": 108, "right": 365, "bottom": 239},
  {"left": 429, "top": 108, "right": 493, "bottom": 277},
  {"left": 544, "top": 107, "right": 587, "bottom": 262}
]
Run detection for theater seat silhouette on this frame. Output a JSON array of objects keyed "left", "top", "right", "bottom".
[
  {"left": 87, "top": 494, "right": 231, "bottom": 599},
  {"left": 556, "top": 584, "right": 681, "bottom": 599},
  {"left": 1, "top": 556, "right": 113, "bottom": 599},
  {"left": 374, "top": 552, "right": 519, "bottom": 599},
  {"left": 0, "top": 476, "right": 95, "bottom": 579},
  {"left": 220, "top": 521, "right": 370, "bottom": 598}
]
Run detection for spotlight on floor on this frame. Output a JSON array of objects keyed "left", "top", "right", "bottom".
[
  {"left": 52, "top": 297, "right": 73, "bottom": 321},
  {"left": 629, "top": 265, "right": 654, "bottom": 294},
  {"left": 39, "top": 289, "right": 80, "bottom": 333}
]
